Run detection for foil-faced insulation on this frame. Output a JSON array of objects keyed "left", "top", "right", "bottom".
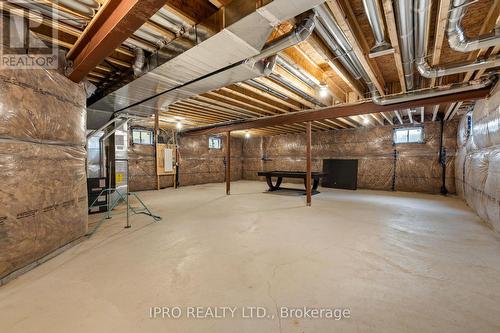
[{"left": 456, "top": 84, "right": 500, "bottom": 232}]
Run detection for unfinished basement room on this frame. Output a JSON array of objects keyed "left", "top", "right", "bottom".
[{"left": 1, "top": 0, "right": 500, "bottom": 332}]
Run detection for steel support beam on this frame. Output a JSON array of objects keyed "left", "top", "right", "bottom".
[
  {"left": 226, "top": 131, "right": 231, "bottom": 195},
  {"left": 183, "top": 86, "right": 492, "bottom": 136},
  {"left": 306, "top": 121, "right": 312, "bottom": 207}
]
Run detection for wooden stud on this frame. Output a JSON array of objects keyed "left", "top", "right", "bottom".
[
  {"left": 382, "top": 0, "right": 407, "bottom": 92},
  {"left": 327, "top": 0, "right": 386, "bottom": 95}
]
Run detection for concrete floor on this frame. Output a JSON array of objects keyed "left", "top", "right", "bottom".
[{"left": 1, "top": 180, "right": 500, "bottom": 333}]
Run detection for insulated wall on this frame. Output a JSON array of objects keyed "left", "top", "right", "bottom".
[
  {"left": 178, "top": 135, "right": 243, "bottom": 186},
  {"left": 128, "top": 143, "right": 175, "bottom": 191},
  {"left": 243, "top": 121, "right": 457, "bottom": 194},
  {"left": 456, "top": 85, "right": 500, "bottom": 232},
  {"left": 127, "top": 133, "right": 243, "bottom": 191},
  {"left": 0, "top": 69, "right": 88, "bottom": 279}
]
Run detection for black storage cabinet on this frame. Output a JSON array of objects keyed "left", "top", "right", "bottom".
[{"left": 322, "top": 159, "right": 358, "bottom": 190}]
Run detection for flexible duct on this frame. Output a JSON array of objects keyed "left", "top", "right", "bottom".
[
  {"left": 372, "top": 76, "right": 493, "bottom": 105},
  {"left": 415, "top": 0, "right": 500, "bottom": 78},
  {"left": 394, "top": 0, "right": 415, "bottom": 90},
  {"left": 448, "top": 0, "right": 500, "bottom": 52},
  {"left": 124, "top": 38, "right": 157, "bottom": 53},
  {"left": 362, "top": 0, "right": 393, "bottom": 56},
  {"left": 133, "top": 48, "right": 146, "bottom": 77},
  {"left": 150, "top": 13, "right": 184, "bottom": 35}
]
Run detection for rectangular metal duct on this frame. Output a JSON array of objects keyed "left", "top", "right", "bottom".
[{"left": 89, "top": 0, "right": 324, "bottom": 123}]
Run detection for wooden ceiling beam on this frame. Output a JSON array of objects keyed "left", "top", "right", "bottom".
[
  {"left": 381, "top": 0, "right": 407, "bottom": 92},
  {"left": 327, "top": 0, "right": 386, "bottom": 95},
  {"left": 205, "top": 91, "right": 277, "bottom": 116},
  {"left": 306, "top": 34, "right": 365, "bottom": 97},
  {"left": 163, "top": 0, "right": 217, "bottom": 26},
  {"left": 234, "top": 83, "right": 301, "bottom": 111},
  {"left": 282, "top": 47, "right": 347, "bottom": 103},
  {"left": 67, "top": 0, "right": 168, "bottom": 82},
  {"left": 208, "top": 0, "right": 232, "bottom": 8},
  {"left": 220, "top": 87, "right": 288, "bottom": 113},
  {"left": 429, "top": 0, "right": 451, "bottom": 87},
  {"left": 255, "top": 77, "right": 314, "bottom": 108},
  {"left": 337, "top": 117, "right": 358, "bottom": 128}
]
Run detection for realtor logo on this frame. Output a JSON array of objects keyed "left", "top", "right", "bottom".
[{"left": 0, "top": 0, "right": 58, "bottom": 69}]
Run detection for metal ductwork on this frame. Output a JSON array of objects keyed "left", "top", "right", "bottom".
[
  {"left": 362, "top": 0, "right": 394, "bottom": 57},
  {"left": 57, "top": 0, "right": 96, "bottom": 16},
  {"left": 248, "top": 11, "right": 316, "bottom": 64},
  {"left": 372, "top": 76, "right": 494, "bottom": 105},
  {"left": 245, "top": 80, "right": 290, "bottom": 100},
  {"left": 314, "top": 17, "right": 363, "bottom": 80},
  {"left": 448, "top": 0, "right": 500, "bottom": 52},
  {"left": 269, "top": 73, "right": 326, "bottom": 107},
  {"left": 119, "top": 11, "right": 318, "bottom": 115},
  {"left": 394, "top": 0, "right": 415, "bottom": 90},
  {"left": 417, "top": 55, "right": 500, "bottom": 78},
  {"left": 276, "top": 56, "right": 320, "bottom": 88},
  {"left": 314, "top": 4, "right": 377, "bottom": 96},
  {"left": 89, "top": 0, "right": 324, "bottom": 124},
  {"left": 415, "top": 0, "right": 500, "bottom": 78}
]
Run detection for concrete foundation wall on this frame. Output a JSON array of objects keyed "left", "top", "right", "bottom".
[
  {"left": 243, "top": 121, "right": 457, "bottom": 194},
  {"left": 0, "top": 69, "right": 88, "bottom": 279}
]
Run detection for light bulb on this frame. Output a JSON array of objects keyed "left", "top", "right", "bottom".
[
  {"left": 245, "top": 132, "right": 251, "bottom": 139},
  {"left": 319, "top": 84, "right": 329, "bottom": 98},
  {"left": 176, "top": 122, "right": 182, "bottom": 130}
]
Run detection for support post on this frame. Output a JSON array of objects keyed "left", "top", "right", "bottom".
[
  {"left": 226, "top": 131, "right": 231, "bottom": 195},
  {"left": 306, "top": 121, "right": 312, "bottom": 206},
  {"left": 154, "top": 109, "right": 160, "bottom": 190}
]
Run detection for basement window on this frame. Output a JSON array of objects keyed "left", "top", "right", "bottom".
[
  {"left": 132, "top": 128, "right": 153, "bottom": 145},
  {"left": 208, "top": 136, "right": 222, "bottom": 149},
  {"left": 393, "top": 127, "right": 424, "bottom": 144}
]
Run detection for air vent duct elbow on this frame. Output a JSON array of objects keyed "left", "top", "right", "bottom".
[{"left": 448, "top": 0, "right": 500, "bottom": 52}]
